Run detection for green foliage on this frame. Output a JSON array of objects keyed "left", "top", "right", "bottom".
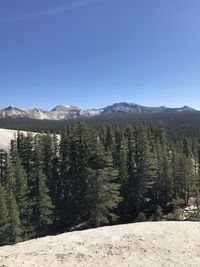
[
  {"left": 0, "top": 121, "right": 199, "bottom": 245},
  {"left": 0, "top": 150, "right": 7, "bottom": 186},
  {"left": 1, "top": 112, "right": 200, "bottom": 140},
  {"left": 152, "top": 206, "right": 163, "bottom": 221},
  {"left": 10, "top": 140, "right": 29, "bottom": 237},
  {"left": 3, "top": 156, "right": 23, "bottom": 244},
  {"left": 135, "top": 212, "right": 147, "bottom": 222},
  {"left": 0, "top": 186, "right": 10, "bottom": 245},
  {"left": 166, "top": 207, "right": 185, "bottom": 221},
  {"left": 34, "top": 170, "right": 54, "bottom": 235},
  {"left": 87, "top": 138, "right": 122, "bottom": 227},
  {"left": 7, "top": 191, "right": 22, "bottom": 244},
  {"left": 30, "top": 137, "right": 54, "bottom": 236},
  {"left": 188, "top": 211, "right": 200, "bottom": 221}
]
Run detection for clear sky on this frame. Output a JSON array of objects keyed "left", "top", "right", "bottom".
[{"left": 0, "top": 0, "right": 200, "bottom": 110}]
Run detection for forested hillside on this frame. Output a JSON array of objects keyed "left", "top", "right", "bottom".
[
  {"left": 1, "top": 112, "right": 200, "bottom": 139},
  {"left": 0, "top": 122, "right": 199, "bottom": 245}
]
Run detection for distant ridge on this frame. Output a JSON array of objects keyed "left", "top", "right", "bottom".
[{"left": 0, "top": 102, "right": 197, "bottom": 121}]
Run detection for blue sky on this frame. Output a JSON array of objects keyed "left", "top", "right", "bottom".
[{"left": 0, "top": 0, "right": 200, "bottom": 110}]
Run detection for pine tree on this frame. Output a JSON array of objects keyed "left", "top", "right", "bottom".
[
  {"left": 10, "top": 140, "right": 29, "bottom": 240},
  {"left": 51, "top": 134, "right": 61, "bottom": 226},
  {"left": 134, "top": 125, "right": 157, "bottom": 216},
  {"left": 59, "top": 127, "right": 71, "bottom": 229},
  {"left": 0, "top": 185, "right": 10, "bottom": 245},
  {"left": 87, "top": 137, "right": 122, "bottom": 227},
  {"left": 0, "top": 149, "right": 7, "bottom": 186},
  {"left": 182, "top": 138, "right": 195, "bottom": 204},
  {"left": 4, "top": 155, "right": 22, "bottom": 244},
  {"left": 30, "top": 137, "right": 54, "bottom": 237},
  {"left": 155, "top": 126, "right": 173, "bottom": 209},
  {"left": 125, "top": 126, "right": 137, "bottom": 221},
  {"left": 171, "top": 142, "right": 180, "bottom": 200},
  {"left": 63, "top": 122, "right": 94, "bottom": 228},
  {"left": 7, "top": 191, "right": 22, "bottom": 244},
  {"left": 35, "top": 170, "right": 54, "bottom": 235},
  {"left": 17, "top": 132, "right": 35, "bottom": 183},
  {"left": 114, "top": 128, "right": 129, "bottom": 222},
  {"left": 40, "top": 133, "right": 54, "bottom": 194},
  {"left": 191, "top": 139, "right": 200, "bottom": 205},
  {"left": 103, "top": 124, "right": 116, "bottom": 159}
]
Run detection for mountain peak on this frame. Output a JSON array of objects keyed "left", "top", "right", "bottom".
[
  {"left": 51, "top": 105, "right": 79, "bottom": 112},
  {"left": 177, "top": 106, "right": 196, "bottom": 112},
  {"left": 4, "top": 105, "right": 19, "bottom": 110},
  {"left": 3, "top": 106, "right": 26, "bottom": 112}
]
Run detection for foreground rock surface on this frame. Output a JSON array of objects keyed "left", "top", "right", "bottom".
[{"left": 0, "top": 222, "right": 200, "bottom": 267}]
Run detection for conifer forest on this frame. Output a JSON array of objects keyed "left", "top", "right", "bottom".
[{"left": 0, "top": 122, "right": 199, "bottom": 245}]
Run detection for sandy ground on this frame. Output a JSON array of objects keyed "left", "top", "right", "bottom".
[{"left": 0, "top": 222, "right": 200, "bottom": 267}]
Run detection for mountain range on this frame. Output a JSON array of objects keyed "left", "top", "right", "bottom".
[{"left": 0, "top": 103, "right": 197, "bottom": 121}]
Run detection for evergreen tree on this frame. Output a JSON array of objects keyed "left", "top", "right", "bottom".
[
  {"left": 61, "top": 123, "right": 95, "bottom": 228},
  {"left": 114, "top": 128, "right": 129, "bottom": 221},
  {"left": 125, "top": 126, "right": 137, "bottom": 221},
  {"left": 182, "top": 138, "right": 195, "bottom": 204},
  {"left": 10, "top": 140, "right": 29, "bottom": 240},
  {"left": 7, "top": 191, "right": 22, "bottom": 244},
  {"left": 103, "top": 124, "right": 116, "bottom": 160},
  {"left": 155, "top": 126, "right": 173, "bottom": 209},
  {"left": 51, "top": 134, "right": 61, "bottom": 225},
  {"left": 17, "top": 132, "right": 35, "bottom": 183},
  {"left": 87, "top": 137, "right": 122, "bottom": 227},
  {"left": 0, "top": 149, "right": 7, "bottom": 186},
  {"left": 59, "top": 127, "right": 72, "bottom": 229},
  {"left": 134, "top": 125, "right": 157, "bottom": 216},
  {"left": 40, "top": 133, "right": 54, "bottom": 194},
  {"left": 191, "top": 139, "right": 200, "bottom": 205},
  {"left": 4, "top": 156, "right": 22, "bottom": 244},
  {"left": 0, "top": 185, "right": 10, "bottom": 245},
  {"left": 30, "top": 137, "right": 54, "bottom": 236}
]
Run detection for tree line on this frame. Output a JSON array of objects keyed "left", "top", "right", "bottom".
[
  {"left": 1, "top": 112, "right": 200, "bottom": 139},
  {"left": 0, "top": 122, "right": 199, "bottom": 245}
]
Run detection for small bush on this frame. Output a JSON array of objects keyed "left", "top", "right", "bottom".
[
  {"left": 135, "top": 212, "right": 147, "bottom": 222},
  {"left": 152, "top": 206, "right": 163, "bottom": 221},
  {"left": 188, "top": 211, "right": 200, "bottom": 221}
]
